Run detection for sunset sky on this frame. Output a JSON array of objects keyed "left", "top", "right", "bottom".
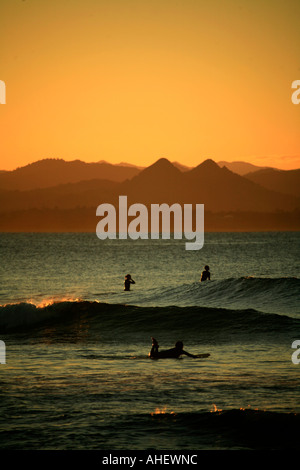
[{"left": 0, "top": 0, "right": 299, "bottom": 171}]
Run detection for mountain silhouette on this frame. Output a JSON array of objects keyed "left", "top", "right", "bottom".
[
  {"left": 0, "top": 158, "right": 141, "bottom": 190},
  {"left": 1, "top": 157, "right": 299, "bottom": 232},
  {"left": 218, "top": 160, "right": 273, "bottom": 175},
  {"left": 121, "top": 158, "right": 183, "bottom": 204},
  {"left": 244, "top": 168, "right": 300, "bottom": 198},
  {"left": 182, "top": 159, "right": 299, "bottom": 212},
  {"left": 0, "top": 179, "right": 119, "bottom": 211},
  {"left": 172, "top": 161, "right": 191, "bottom": 172},
  {"left": 120, "top": 158, "right": 299, "bottom": 212}
]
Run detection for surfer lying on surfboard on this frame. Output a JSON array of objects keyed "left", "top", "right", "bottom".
[{"left": 149, "top": 337, "right": 210, "bottom": 359}]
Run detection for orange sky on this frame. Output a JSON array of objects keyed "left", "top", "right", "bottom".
[{"left": 0, "top": 0, "right": 299, "bottom": 171}]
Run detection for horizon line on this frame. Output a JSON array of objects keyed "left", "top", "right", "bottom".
[{"left": 1, "top": 155, "right": 300, "bottom": 173}]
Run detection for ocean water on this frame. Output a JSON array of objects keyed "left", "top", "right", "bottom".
[{"left": 0, "top": 231, "right": 300, "bottom": 450}]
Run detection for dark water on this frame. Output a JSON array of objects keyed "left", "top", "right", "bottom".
[{"left": 0, "top": 232, "right": 299, "bottom": 450}]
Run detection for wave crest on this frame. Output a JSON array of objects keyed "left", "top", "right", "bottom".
[{"left": 1, "top": 297, "right": 299, "bottom": 339}]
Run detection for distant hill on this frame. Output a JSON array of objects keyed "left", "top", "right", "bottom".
[
  {"left": 1, "top": 158, "right": 299, "bottom": 213},
  {"left": 98, "top": 160, "right": 144, "bottom": 170},
  {"left": 218, "top": 160, "right": 273, "bottom": 175},
  {"left": 184, "top": 159, "right": 299, "bottom": 211},
  {"left": 244, "top": 168, "right": 300, "bottom": 198},
  {"left": 172, "top": 161, "right": 191, "bottom": 172},
  {"left": 0, "top": 179, "right": 119, "bottom": 211},
  {"left": 119, "top": 158, "right": 299, "bottom": 212},
  {"left": 0, "top": 158, "right": 141, "bottom": 190},
  {"left": 1, "top": 157, "right": 300, "bottom": 232},
  {"left": 121, "top": 158, "right": 183, "bottom": 204}
]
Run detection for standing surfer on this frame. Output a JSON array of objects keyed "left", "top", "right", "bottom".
[
  {"left": 124, "top": 274, "right": 135, "bottom": 291},
  {"left": 200, "top": 265, "right": 210, "bottom": 282}
]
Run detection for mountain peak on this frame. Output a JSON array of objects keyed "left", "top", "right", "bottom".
[
  {"left": 151, "top": 157, "right": 175, "bottom": 168},
  {"left": 125, "top": 157, "right": 182, "bottom": 195},
  {"left": 140, "top": 158, "right": 181, "bottom": 176},
  {"left": 187, "top": 158, "right": 220, "bottom": 177},
  {"left": 198, "top": 159, "right": 220, "bottom": 169}
]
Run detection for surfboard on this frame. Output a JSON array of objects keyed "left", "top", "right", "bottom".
[{"left": 195, "top": 353, "right": 210, "bottom": 358}]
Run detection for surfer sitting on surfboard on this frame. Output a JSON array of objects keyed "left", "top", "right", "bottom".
[{"left": 149, "top": 337, "right": 198, "bottom": 359}]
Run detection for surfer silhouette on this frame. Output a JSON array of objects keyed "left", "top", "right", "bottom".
[
  {"left": 124, "top": 274, "right": 135, "bottom": 291},
  {"left": 149, "top": 337, "right": 197, "bottom": 359},
  {"left": 200, "top": 265, "right": 210, "bottom": 282}
]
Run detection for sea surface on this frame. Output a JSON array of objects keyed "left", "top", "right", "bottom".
[{"left": 0, "top": 231, "right": 300, "bottom": 450}]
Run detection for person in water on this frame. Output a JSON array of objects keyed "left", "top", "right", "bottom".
[
  {"left": 124, "top": 274, "right": 135, "bottom": 291},
  {"left": 200, "top": 265, "right": 210, "bottom": 282},
  {"left": 149, "top": 337, "right": 197, "bottom": 359}
]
